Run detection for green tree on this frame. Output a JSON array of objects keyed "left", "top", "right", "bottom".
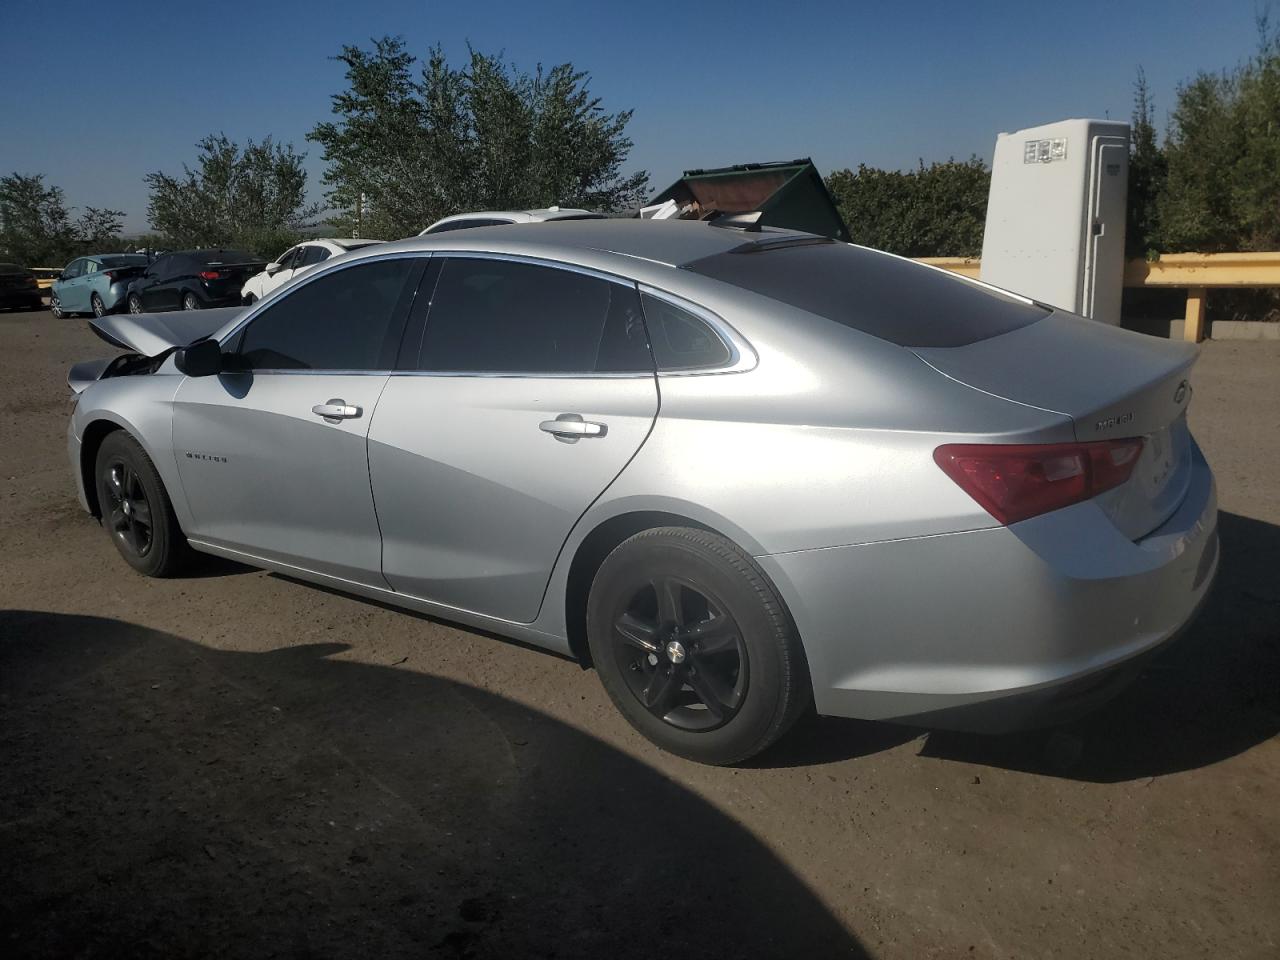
[
  {"left": 145, "top": 134, "right": 319, "bottom": 255},
  {"left": 825, "top": 158, "right": 990, "bottom": 257},
  {"left": 308, "top": 37, "right": 649, "bottom": 238},
  {"left": 74, "top": 207, "right": 126, "bottom": 249},
  {"left": 1158, "top": 18, "right": 1280, "bottom": 252},
  {"left": 0, "top": 173, "right": 76, "bottom": 265},
  {"left": 1126, "top": 68, "right": 1167, "bottom": 258}
]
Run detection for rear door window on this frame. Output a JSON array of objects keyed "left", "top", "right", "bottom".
[
  {"left": 234, "top": 258, "right": 421, "bottom": 371},
  {"left": 426, "top": 218, "right": 514, "bottom": 234},
  {"left": 416, "top": 257, "right": 651, "bottom": 374},
  {"left": 683, "top": 239, "right": 1048, "bottom": 348},
  {"left": 301, "top": 246, "right": 330, "bottom": 266}
]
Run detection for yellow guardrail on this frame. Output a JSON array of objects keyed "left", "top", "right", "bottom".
[
  {"left": 30, "top": 268, "right": 62, "bottom": 292},
  {"left": 918, "top": 253, "right": 1280, "bottom": 342}
]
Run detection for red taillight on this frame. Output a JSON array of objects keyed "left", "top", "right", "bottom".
[
  {"left": 102, "top": 269, "right": 117, "bottom": 282},
  {"left": 933, "top": 438, "right": 1144, "bottom": 525},
  {"left": 198, "top": 270, "right": 222, "bottom": 281}
]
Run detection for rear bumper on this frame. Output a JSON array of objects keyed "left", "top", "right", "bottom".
[
  {"left": 757, "top": 441, "right": 1219, "bottom": 731},
  {"left": 0, "top": 289, "right": 43, "bottom": 307}
]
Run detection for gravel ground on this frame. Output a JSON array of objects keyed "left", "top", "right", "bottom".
[{"left": 1, "top": 309, "right": 1277, "bottom": 959}]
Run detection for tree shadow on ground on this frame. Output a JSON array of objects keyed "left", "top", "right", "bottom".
[
  {"left": 0, "top": 610, "right": 866, "bottom": 959},
  {"left": 759, "top": 511, "right": 1280, "bottom": 782}
]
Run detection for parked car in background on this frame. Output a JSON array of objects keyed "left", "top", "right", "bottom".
[
  {"left": 50, "top": 254, "right": 150, "bottom": 318},
  {"left": 0, "top": 263, "right": 44, "bottom": 311},
  {"left": 126, "top": 250, "right": 264, "bottom": 313},
  {"left": 66, "top": 220, "right": 1217, "bottom": 765},
  {"left": 418, "top": 206, "right": 604, "bottom": 235},
  {"left": 240, "top": 238, "right": 384, "bottom": 304}
]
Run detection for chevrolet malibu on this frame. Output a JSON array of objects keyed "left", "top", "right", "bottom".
[{"left": 66, "top": 220, "right": 1218, "bottom": 764}]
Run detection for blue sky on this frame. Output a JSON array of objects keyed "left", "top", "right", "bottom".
[{"left": 0, "top": 0, "right": 1262, "bottom": 233}]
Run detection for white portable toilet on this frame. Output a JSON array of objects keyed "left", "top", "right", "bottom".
[{"left": 980, "top": 119, "right": 1129, "bottom": 325}]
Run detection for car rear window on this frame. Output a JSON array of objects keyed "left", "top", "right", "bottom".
[
  {"left": 193, "top": 249, "right": 257, "bottom": 265},
  {"left": 98, "top": 255, "right": 147, "bottom": 268},
  {"left": 0, "top": 263, "right": 25, "bottom": 273},
  {"left": 682, "top": 239, "right": 1048, "bottom": 348}
]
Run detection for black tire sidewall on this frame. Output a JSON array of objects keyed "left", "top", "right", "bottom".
[
  {"left": 93, "top": 432, "right": 185, "bottom": 577},
  {"left": 587, "top": 528, "right": 807, "bottom": 765}
]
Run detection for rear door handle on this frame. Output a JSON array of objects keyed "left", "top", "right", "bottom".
[
  {"left": 539, "top": 413, "right": 607, "bottom": 443},
  {"left": 312, "top": 398, "right": 362, "bottom": 423}
]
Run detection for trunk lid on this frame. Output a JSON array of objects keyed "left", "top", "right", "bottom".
[{"left": 914, "top": 311, "right": 1198, "bottom": 539}]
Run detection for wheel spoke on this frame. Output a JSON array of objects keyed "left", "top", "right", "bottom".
[
  {"left": 615, "top": 612, "right": 659, "bottom": 653},
  {"left": 107, "top": 465, "right": 124, "bottom": 498},
  {"left": 683, "top": 614, "right": 737, "bottom": 654},
  {"left": 129, "top": 498, "right": 152, "bottom": 527},
  {"left": 653, "top": 577, "right": 683, "bottom": 626},
  {"left": 643, "top": 663, "right": 685, "bottom": 715},
  {"left": 107, "top": 505, "right": 128, "bottom": 532},
  {"left": 688, "top": 660, "right": 738, "bottom": 717}
]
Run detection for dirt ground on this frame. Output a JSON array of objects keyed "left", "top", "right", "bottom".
[{"left": 1, "top": 308, "right": 1277, "bottom": 959}]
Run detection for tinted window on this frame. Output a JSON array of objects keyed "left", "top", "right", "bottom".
[
  {"left": 301, "top": 245, "right": 329, "bottom": 266},
  {"left": 640, "top": 293, "right": 732, "bottom": 369},
  {"left": 64, "top": 259, "right": 85, "bottom": 278},
  {"left": 426, "top": 218, "right": 513, "bottom": 234},
  {"left": 275, "top": 247, "right": 300, "bottom": 269},
  {"left": 99, "top": 255, "right": 147, "bottom": 268},
  {"left": 418, "top": 258, "right": 651, "bottom": 374},
  {"left": 236, "top": 258, "right": 418, "bottom": 371},
  {"left": 0, "top": 263, "right": 24, "bottom": 273},
  {"left": 682, "top": 240, "right": 1048, "bottom": 348},
  {"left": 147, "top": 256, "right": 170, "bottom": 278},
  {"left": 194, "top": 249, "right": 256, "bottom": 266}
]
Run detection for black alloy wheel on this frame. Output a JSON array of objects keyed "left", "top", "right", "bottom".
[
  {"left": 587, "top": 526, "right": 811, "bottom": 765},
  {"left": 93, "top": 431, "right": 191, "bottom": 577},
  {"left": 102, "top": 456, "right": 154, "bottom": 559},
  {"left": 612, "top": 575, "right": 747, "bottom": 731}
]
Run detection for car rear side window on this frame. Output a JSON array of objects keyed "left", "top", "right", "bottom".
[
  {"left": 301, "top": 246, "right": 329, "bottom": 266},
  {"left": 416, "top": 258, "right": 651, "bottom": 374},
  {"left": 640, "top": 292, "right": 731, "bottom": 370},
  {"left": 235, "top": 258, "right": 419, "bottom": 371},
  {"left": 682, "top": 240, "right": 1048, "bottom": 348}
]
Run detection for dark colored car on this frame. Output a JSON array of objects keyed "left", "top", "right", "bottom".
[
  {"left": 126, "top": 250, "right": 265, "bottom": 313},
  {"left": 0, "top": 263, "right": 44, "bottom": 311}
]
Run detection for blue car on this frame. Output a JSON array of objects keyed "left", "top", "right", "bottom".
[{"left": 51, "top": 254, "right": 150, "bottom": 319}]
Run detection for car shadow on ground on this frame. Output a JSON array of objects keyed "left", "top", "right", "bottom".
[
  {"left": 760, "top": 510, "right": 1280, "bottom": 781},
  {"left": 0, "top": 610, "right": 866, "bottom": 959}
]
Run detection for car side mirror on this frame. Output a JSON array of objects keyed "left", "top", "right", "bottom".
[
  {"left": 174, "top": 338, "right": 224, "bottom": 377},
  {"left": 265, "top": 262, "right": 282, "bottom": 276}
]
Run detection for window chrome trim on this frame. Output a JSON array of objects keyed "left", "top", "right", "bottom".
[{"left": 636, "top": 283, "right": 758, "bottom": 376}]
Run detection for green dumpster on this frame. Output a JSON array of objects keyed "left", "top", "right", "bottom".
[{"left": 640, "top": 158, "right": 850, "bottom": 241}]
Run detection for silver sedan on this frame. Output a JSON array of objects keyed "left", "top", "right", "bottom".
[{"left": 66, "top": 220, "right": 1218, "bottom": 764}]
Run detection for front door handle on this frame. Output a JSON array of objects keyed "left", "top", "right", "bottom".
[
  {"left": 312, "top": 398, "right": 362, "bottom": 423},
  {"left": 539, "top": 413, "right": 607, "bottom": 443}
]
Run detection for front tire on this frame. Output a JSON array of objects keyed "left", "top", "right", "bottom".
[
  {"left": 586, "top": 527, "right": 811, "bottom": 765},
  {"left": 50, "top": 295, "right": 65, "bottom": 319},
  {"left": 182, "top": 292, "right": 199, "bottom": 311},
  {"left": 93, "top": 431, "right": 191, "bottom": 577},
  {"left": 91, "top": 293, "right": 106, "bottom": 318}
]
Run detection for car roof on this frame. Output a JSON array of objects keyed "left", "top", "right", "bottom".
[
  {"left": 382, "top": 218, "right": 794, "bottom": 269},
  {"left": 307, "top": 238, "right": 385, "bottom": 250}
]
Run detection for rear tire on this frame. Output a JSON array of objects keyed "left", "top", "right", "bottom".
[
  {"left": 586, "top": 526, "right": 811, "bottom": 765},
  {"left": 182, "top": 291, "right": 199, "bottom": 311},
  {"left": 127, "top": 294, "right": 142, "bottom": 314},
  {"left": 93, "top": 431, "right": 191, "bottom": 578},
  {"left": 91, "top": 293, "right": 106, "bottom": 318}
]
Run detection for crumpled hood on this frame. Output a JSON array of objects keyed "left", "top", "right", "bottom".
[{"left": 89, "top": 307, "right": 244, "bottom": 356}]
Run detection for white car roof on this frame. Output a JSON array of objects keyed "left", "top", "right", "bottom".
[{"left": 418, "top": 207, "right": 604, "bottom": 236}]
